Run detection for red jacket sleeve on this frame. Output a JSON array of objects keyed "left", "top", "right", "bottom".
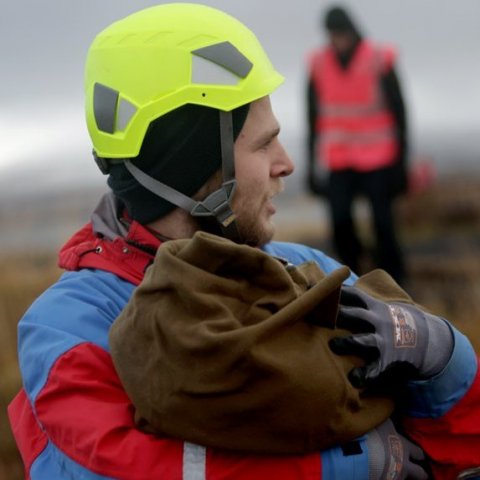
[{"left": 404, "top": 358, "right": 480, "bottom": 479}]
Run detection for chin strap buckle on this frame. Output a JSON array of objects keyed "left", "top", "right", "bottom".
[{"left": 190, "top": 180, "right": 237, "bottom": 228}]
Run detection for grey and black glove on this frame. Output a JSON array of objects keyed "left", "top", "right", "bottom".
[
  {"left": 367, "top": 419, "right": 428, "bottom": 480},
  {"left": 330, "top": 286, "right": 454, "bottom": 387}
]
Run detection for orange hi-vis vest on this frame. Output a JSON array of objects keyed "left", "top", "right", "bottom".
[{"left": 309, "top": 41, "right": 399, "bottom": 172}]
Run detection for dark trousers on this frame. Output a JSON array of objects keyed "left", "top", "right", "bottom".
[{"left": 327, "top": 168, "right": 405, "bottom": 283}]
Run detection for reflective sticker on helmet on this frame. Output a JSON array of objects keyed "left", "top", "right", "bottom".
[
  {"left": 93, "top": 83, "right": 119, "bottom": 134},
  {"left": 192, "top": 41, "right": 253, "bottom": 78},
  {"left": 116, "top": 98, "right": 137, "bottom": 132},
  {"left": 191, "top": 55, "right": 241, "bottom": 86}
]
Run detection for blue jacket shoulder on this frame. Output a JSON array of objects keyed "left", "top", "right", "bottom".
[
  {"left": 262, "top": 241, "right": 357, "bottom": 284},
  {"left": 18, "top": 269, "right": 134, "bottom": 401}
]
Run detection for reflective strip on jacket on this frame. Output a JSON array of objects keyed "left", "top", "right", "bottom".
[{"left": 309, "top": 40, "right": 399, "bottom": 172}]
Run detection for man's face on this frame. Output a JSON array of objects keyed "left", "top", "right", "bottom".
[
  {"left": 329, "top": 30, "right": 356, "bottom": 54},
  {"left": 231, "top": 96, "right": 294, "bottom": 247}
]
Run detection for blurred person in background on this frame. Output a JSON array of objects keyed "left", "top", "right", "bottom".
[
  {"left": 7, "top": 3, "right": 480, "bottom": 479},
  {"left": 306, "top": 5, "right": 408, "bottom": 284}
]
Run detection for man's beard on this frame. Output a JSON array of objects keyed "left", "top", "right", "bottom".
[
  {"left": 193, "top": 174, "right": 279, "bottom": 247},
  {"left": 195, "top": 208, "right": 273, "bottom": 247},
  {"left": 235, "top": 210, "right": 273, "bottom": 247}
]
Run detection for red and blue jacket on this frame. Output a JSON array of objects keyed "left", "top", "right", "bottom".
[{"left": 8, "top": 219, "right": 480, "bottom": 479}]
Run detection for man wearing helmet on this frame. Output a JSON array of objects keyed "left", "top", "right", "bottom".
[
  {"left": 8, "top": 4, "right": 480, "bottom": 480},
  {"left": 120, "top": 96, "right": 291, "bottom": 248}
]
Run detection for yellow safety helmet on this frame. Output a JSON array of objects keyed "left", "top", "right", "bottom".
[
  {"left": 85, "top": 2, "right": 283, "bottom": 159},
  {"left": 85, "top": 3, "right": 284, "bottom": 239}
]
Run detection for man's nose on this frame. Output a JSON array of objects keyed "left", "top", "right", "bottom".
[{"left": 272, "top": 142, "right": 294, "bottom": 177}]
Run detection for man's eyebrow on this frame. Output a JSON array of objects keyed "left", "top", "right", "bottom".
[{"left": 252, "top": 126, "right": 281, "bottom": 148}]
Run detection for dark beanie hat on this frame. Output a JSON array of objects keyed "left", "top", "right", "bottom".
[
  {"left": 324, "top": 6, "right": 357, "bottom": 33},
  {"left": 107, "top": 103, "right": 250, "bottom": 224}
]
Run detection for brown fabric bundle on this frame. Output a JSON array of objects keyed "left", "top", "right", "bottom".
[{"left": 109, "top": 231, "right": 397, "bottom": 454}]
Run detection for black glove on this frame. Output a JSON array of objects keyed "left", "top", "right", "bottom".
[
  {"left": 330, "top": 286, "right": 454, "bottom": 387},
  {"left": 367, "top": 419, "right": 428, "bottom": 480}
]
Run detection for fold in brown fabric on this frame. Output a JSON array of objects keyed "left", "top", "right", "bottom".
[{"left": 109, "top": 231, "right": 397, "bottom": 454}]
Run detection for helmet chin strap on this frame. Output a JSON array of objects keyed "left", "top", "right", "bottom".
[{"left": 122, "top": 110, "right": 240, "bottom": 241}]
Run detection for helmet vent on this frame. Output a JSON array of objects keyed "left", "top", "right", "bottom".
[{"left": 145, "top": 31, "right": 174, "bottom": 44}]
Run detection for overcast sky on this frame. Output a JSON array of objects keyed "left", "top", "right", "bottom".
[{"left": 1, "top": 0, "right": 479, "bottom": 195}]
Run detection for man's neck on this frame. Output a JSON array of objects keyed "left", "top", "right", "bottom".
[{"left": 146, "top": 208, "right": 199, "bottom": 241}]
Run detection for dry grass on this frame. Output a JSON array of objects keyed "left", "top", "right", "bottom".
[
  {"left": 0, "top": 252, "right": 60, "bottom": 480},
  {"left": 397, "top": 176, "right": 480, "bottom": 352},
  {"left": 1, "top": 175, "right": 480, "bottom": 477}
]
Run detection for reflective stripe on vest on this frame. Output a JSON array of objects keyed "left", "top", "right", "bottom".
[
  {"left": 183, "top": 442, "right": 206, "bottom": 480},
  {"left": 310, "top": 41, "right": 399, "bottom": 172}
]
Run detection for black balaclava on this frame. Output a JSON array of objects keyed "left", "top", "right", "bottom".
[
  {"left": 107, "top": 103, "right": 249, "bottom": 225},
  {"left": 323, "top": 6, "right": 362, "bottom": 68}
]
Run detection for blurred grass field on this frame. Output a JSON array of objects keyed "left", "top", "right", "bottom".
[
  {"left": 0, "top": 253, "right": 60, "bottom": 480},
  {"left": 1, "top": 175, "right": 479, "bottom": 479}
]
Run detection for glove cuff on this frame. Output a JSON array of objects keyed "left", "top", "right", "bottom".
[
  {"left": 366, "top": 428, "right": 386, "bottom": 480},
  {"left": 406, "top": 327, "right": 477, "bottom": 417},
  {"left": 422, "top": 315, "right": 454, "bottom": 378}
]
